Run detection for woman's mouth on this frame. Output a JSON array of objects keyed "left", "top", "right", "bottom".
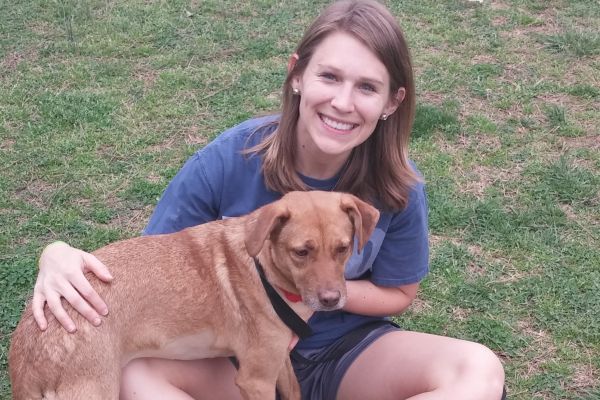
[{"left": 320, "top": 114, "right": 357, "bottom": 132}]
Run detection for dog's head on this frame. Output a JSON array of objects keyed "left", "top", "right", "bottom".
[{"left": 244, "top": 191, "right": 380, "bottom": 311}]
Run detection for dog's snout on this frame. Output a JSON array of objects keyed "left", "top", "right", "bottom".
[{"left": 318, "top": 289, "right": 341, "bottom": 308}]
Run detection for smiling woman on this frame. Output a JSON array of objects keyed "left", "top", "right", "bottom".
[
  {"left": 291, "top": 31, "right": 404, "bottom": 179},
  {"left": 28, "top": 1, "right": 505, "bottom": 400}
]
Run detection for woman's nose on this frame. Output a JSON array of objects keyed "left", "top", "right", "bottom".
[{"left": 331, "top": 85, "right": 354, "bottom": 113}]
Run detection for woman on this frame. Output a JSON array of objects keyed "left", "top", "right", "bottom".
[{"left": 32, "top": 1, "right": 506, "bottom": 399}]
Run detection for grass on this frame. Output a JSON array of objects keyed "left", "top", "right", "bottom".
[{"left": 1, "top": 0, "right": 599, "bottom": 399}]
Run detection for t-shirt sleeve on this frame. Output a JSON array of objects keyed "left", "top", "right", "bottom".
[
  {"left": 370, "top": 182, "right": 430, "bottom": 287},
  {"left": 143, "top": 148, "right": 223, "bottom": 235}
]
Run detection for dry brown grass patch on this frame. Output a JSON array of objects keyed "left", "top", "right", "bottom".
[
  {"left": 558, "top": 135, "right": 600, "bottom": 158},
  {"left": 491, "top": 15, "right": 508, "bottom": 27},
  {"left": 430, "top": 235, "right": 518, "bottom": 280},
  {"left": 417, "top": 92, "right": 446, "bottom": 107},
  {"left": 26, "top": 20, "right": 59, "bottom": 37},
  {"left": 456, "top": 94, "right": 517, "bottom": 126},
  {"left": 516, "top": 318, "right": 558, "bottom": 379},
  {"left": 459, "top": 165, "right": 495, "bottom": 200},
  {"left": 456, "top": 164, "right": 520, "bottom": 200},
  {"left": 489, "top": 0, "right": 509, "bottom": 11},
  {"left": 567, "top": 361, "right": 599, "bottom": 394},
  {"left": 434, "top": 132, "right": 503, "bottom": 162},
  {"left": 13, "top": 179, "right": 56, "bottom": 210},
  {"left": 106, "top": 204, "right": 154, "bottom": 235},
  {"left": 563, "top": 61, "right": 600, "bottom": 86},
  {"left": 558, "top": 204, "right": 577, "bottom": 221},
  {"left": 471, "top": 54, "right": 499, "bottom": 64},
  {"left": 537, "top": 93, "right": 592, "bottom": 116},
  {"left": 429, "top": 233, "right": 456, "bottom": 248},
  {"left": 1, "top": 48, "right": 38, "bottom": 72},
  {"left": 408, "top": 297, "right": 432, "bottom": 314},
  {"left": 184, "top": 125, "right": 209, "bottom": 147},
  {"left": 147, "top": 136, "right": 177, "bottom": 153},
  {"left": 1, "top": 138, "right": 16, "bottom": 150},
  {"left": 451, "top": 306, "right": 471, "bottom": 321},
  {"left": 506, "top": 7, "right": 561, "bottom": 40},
  {"left": 133, "top": 67, "right": 158, "bottom": 90}
]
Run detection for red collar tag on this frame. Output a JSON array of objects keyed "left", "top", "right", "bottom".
[{"left": 277, "top": 286, "right": 302, "bottom": 303}]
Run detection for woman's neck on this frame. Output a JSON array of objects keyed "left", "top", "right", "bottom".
[
  {"left": 295, "top": 146, "right": 351, "bottom": 180},
  {"left": 295, "top": 156, "right": 349, "bottom": 180}
]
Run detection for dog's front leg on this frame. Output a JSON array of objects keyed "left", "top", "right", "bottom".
[
  {"left": 235, "top": 355, "right": 278, "bottom": 400},
  {"left": 276, "top": 356, "right": 301, "bottom": 400},
  {"left": 235, "top": 338, "right": 296, "bottom": 400}
]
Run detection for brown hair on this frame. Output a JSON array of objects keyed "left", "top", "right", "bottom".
[{"left": 249, "top": 0, "right": 419, "bottom": 211}]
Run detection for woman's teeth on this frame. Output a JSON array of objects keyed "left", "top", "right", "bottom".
[{"left": 321, "top": 115, "right": 355, "bottom": 131}]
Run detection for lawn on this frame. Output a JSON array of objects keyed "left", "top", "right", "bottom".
[{"left": 1, "top": 0, "right": 599, "bottom": 399}]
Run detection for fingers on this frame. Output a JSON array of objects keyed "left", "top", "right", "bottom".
[
  {"left": 82, "top": 252, "right": 113, "bottom": 282},
  {"left": 69, "top": 271, "right": 108, "bottom": 318},
  {"left": 32, "top": 277, "right": 105, "bottom": 333},
  {"left": 45, "top": 289, "right": 77, "bottom": 333},
  {"left": 32, "top": 287, "right": 48, "bottom": 331},
  {"left": 61, "top": 281, "right": 104, "bottom": 327}
]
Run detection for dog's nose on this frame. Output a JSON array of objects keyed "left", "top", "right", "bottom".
[{"left": 318, "top": 290, "right": 341, "bottom": 308}]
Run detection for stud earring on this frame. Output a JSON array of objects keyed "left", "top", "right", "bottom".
[
  {"left": 292, "top": 88, "right": 300, "bottom": 95},
  {"left": 381, "top": 113, "right": 388, "bottom": 121}
]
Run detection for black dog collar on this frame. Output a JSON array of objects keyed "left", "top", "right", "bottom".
[{"left": 253, "top": 258, "right": 313, "bottom": 339}]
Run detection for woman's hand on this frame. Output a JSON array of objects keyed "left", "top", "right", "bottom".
[{"left": 32, "top": 241, "right": 114, "bottom": 333}]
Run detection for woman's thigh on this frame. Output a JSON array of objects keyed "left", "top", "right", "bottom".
[
  {"left": 121, "top": 357, "right": 242, "bottom": 400},
  {"left": 336, "top": 331, "right": 505, "bottom": 400}
]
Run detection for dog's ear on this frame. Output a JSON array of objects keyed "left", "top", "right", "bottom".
[
  {"left": 340, "top": 194, "right": 380, "bottom": 253},
  {"left": 244, "top": 202, "right": 291, "bottom": 257}
]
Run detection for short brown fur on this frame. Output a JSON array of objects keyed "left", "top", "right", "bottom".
[{"left": 9, "top": 191, "right": 380, "bottom": 400}]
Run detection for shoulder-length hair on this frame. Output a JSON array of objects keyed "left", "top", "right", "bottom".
[{"left": 248, "top": 0, "right": 419, "bottom": 211}]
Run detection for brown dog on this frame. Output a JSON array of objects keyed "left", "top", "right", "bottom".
[{"left": 9, "top": 190, "right": 380, "bottom": 400}]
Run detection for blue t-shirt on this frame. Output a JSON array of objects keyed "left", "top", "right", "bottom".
[{"left": 144, "top": 115, "right": 429, "bottom": 349}]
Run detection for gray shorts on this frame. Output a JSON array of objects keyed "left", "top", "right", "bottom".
[{"left": 289, "top": 321, "right": 400, "bottom": 400}]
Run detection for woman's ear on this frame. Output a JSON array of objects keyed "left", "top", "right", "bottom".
[
  {"left": 384, "top": 87, "right": 406, "bottom": 117},
  {"left": 288, "top": 53, "right": 301, "bottom": 92},
  {"left": 287, "top": 53, "right": 299, "bottom": 74}
]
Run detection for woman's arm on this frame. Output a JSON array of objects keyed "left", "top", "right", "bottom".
[{"left": 343, "top": 279, "right": 419, "bottom": 317}]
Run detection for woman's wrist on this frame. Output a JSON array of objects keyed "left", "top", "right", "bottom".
[
  {"left": 39, "top": 241, "right": 71, "bottom": 268},
  {"left": 48, "top": 240, "right": 68, "bottom": 247}
]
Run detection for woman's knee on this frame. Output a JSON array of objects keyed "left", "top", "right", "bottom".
[
  {"left": 458, "top": 343, "right": 505, "bottom": 397},
  {"left": 120, "top": 358, "right": 158, "bottom": 399},
  {"left": 468, "top": 343, "right": 504, "bottom": 378}
]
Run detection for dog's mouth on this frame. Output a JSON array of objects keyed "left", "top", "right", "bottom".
[{"left": 304, "top": 293, "right": 346, "bottom": 312}]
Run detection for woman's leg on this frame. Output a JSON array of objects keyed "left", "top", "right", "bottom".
[
  {"left": 336, "top": 331, "right": 505, "bottom": 400},
  {"left": 120, "top": 357, "right": 243, "bottom": 400}
]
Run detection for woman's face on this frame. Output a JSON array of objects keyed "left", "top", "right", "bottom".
[{"left": 292, "top": 31, "right": 404, "bottom": 172}]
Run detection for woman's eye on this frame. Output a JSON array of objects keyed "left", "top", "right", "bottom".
[
  {"left": 294, "top": 249, "right": 309, "bottom": 257},
  {"left": 360, "top": 83, "right": 376, "bottom": 92},
  {"left": 319, "top": 72, "right": 337, "bottom": 81}
]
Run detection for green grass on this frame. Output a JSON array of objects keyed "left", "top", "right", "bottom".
[
  {"left": 538, "top": 31, "right": 600, "bottom": 57},
  {"left": 1, "top": 0, "right": 599, "bottom": 399}
]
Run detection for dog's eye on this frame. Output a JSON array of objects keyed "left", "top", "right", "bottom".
[
  {"left": 294, "top": 249, "right": 309, "bottom": 257},
  {"left": 337, "top": 246, "right": 349, "bottom": 254}
]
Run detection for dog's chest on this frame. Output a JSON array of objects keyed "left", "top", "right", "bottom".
[{"left": 123, "top": 329, "right": 229, "bottom": 366}]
